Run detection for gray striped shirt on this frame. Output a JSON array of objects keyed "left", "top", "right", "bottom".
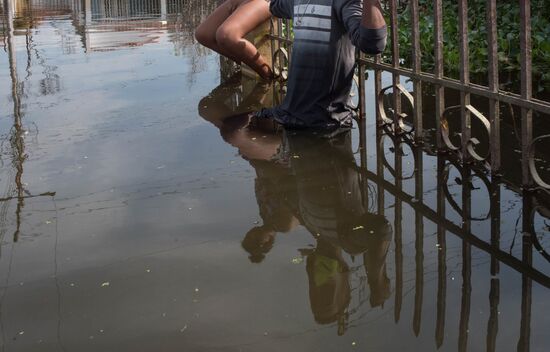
[{"left": 263, "top": 0, "right": 386, "bottom": 129}]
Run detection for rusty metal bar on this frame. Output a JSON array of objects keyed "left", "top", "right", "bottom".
[
  {"left": 434, "top": 0, "right": 445, "bottom": 149},
  {"left": 487, "top": 0, "right": 500, "bottom": 172},
  {"left": 389, "top": 0, "right": 401, "bottom": 133},
  {"left": 394, "top": 136, "right": 403, "bottom": 323},
  {"left": 413, "top": 146, "right": 424, "bottom": 336},
  {"left": 358, "top": 51, "right": 367, "bottom": 119},
  {"left": 487, "top": 179, "right": 500, "bottom": 352},
  {"left": 518, "top": 193, "right": 533, "bottom": 350},
  {"left": 520, "top": 0, "right": 533, "bottom": 188},
  {"left": 435, "top": 155, "right": 447, "bottom": 348},
  {"left": 374, "top": 56, "right": 383, "bottom": 126},
  {"left": 458, "top": 0, "right": 471, "bottom": 159},
  {"left": 411, "top": 0, "right": 423, "bottom": 142},
  {"left": 458, "top": 167, "right": 472, "bottom": 352},
  {"left": 376, "top": 128, "right": 385, "bottom": 215}
]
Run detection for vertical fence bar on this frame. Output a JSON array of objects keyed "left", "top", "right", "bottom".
[
  {"left": 458, "top": 167, "right": 472, "bottom": 352},
  {"left": 520, "top": 0, "right": 533, "bottom": 188},
  {"left": 518, "top": 193, "right": 533, "bottom": 351},
  {"left": 458, "top": 0, "right": 471, "bottom": 160},
  {"left": 374, "top": 56, "right": 383, "bottom": 126},
  {"left": 358, "top": 51, "right": 367, "bottom": 120},
  {"left": 394, "top": 137, "right": 403, "bottom": 323},
  {"left": 487, "top": 180, "right": 500, "bottom": 352},
  {"left": 413, "top": 146, "right": 424, "bottom": 336},
  {"left": 487, "top": 0, "right": 500, "bottom": 172},
  {"left": 435, "top": 155, "right": 447, "bottom": 348},
  {"left": 389, "top": 0, "right": 401, "bottom": 133},
  {"left": 434, "top": 0, "right": 444, "bottom": 149},
  {"left": 411, "top": 0, "right": 423, "bottom": 142}
]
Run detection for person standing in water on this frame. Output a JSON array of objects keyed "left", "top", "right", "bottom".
[
  {"left": 195, "top": 0, "right": 275, "bottom": 80},
  {"left": 261, "top": 0, "right": 386, "bottom": 129},
  {"left": 195, "top": 0, "right": 387, "bottom": 129}
]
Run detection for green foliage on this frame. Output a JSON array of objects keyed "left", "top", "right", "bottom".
[{"left": 382, "top": 0, "right": 550, "bottom": 92}]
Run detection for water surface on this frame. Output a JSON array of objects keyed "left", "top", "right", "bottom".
[{"left": 0, "top": 1, "right": 549, "bottom": 351}]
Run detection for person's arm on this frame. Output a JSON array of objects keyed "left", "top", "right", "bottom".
[
  {"left": 269, "top": 0, "right": 293, "bottom": 20},
  {"left": 335, "top": 0, "right": 387, "bottom": 55}
]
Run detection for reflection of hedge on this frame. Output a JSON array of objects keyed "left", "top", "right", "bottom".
[{"left": 384, "top": 0, "right": 550, "bottom": 92}]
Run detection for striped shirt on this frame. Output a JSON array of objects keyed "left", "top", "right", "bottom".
[{"left": 263, "top": 0, "right": 387, "bottom": 129}]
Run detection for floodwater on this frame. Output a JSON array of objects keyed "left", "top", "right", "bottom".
[{"left": 0, "top": 1, "right": 549, "bottom": 351}]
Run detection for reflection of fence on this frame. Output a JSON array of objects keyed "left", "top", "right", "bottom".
[
  {"left": 360, "top": 126, "right": 550, "bottom": 349},
  {"left": 267, "top": 3, "right": 550, "bottom": 348}
]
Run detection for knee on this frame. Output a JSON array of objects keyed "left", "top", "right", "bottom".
[
  {"left": 195, "top": 24, "right": 213, "bottom": 47},
  {"left": 215, "top": 25, "right": 241, "bottom": 49}
]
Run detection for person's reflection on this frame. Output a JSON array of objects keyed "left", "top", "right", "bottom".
[
  {"left": 198, "top": 78, "right": 392, "bottom": 333},
  {"left": 198, "top": 74, "right": 300, "bottom": 263},
  {"left": 287, "top": 132, "right": 392, "bottom": 331}
]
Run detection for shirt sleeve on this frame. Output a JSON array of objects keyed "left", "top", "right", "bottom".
[
  {"left": 270, "top": 0, "right": 293, "bottom": 19},
  {"left": 334, "top": 0, "right": 387, "bottom": 55}
]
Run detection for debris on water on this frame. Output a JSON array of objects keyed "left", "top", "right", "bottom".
[
  {"left": 352, "top": 225, "right": 364, "bottom": 231},
  {"left": 263, "top": 331, "right": 268, "bottom": 336},
  {"left": 251, "top": 137, "right": 257, "bottom": 141},
  {"left": 101, "top": 282, "right": 110, "bottom": 287},
  {"left": 292, "top": 155, "right": 300, "bottom": 159},
  {"left": 291, "top": 257, "right": 303, "bottom": 264},
  {"left": 162, "top": 313, "right": 166, "bottom": 317},
  {"left": 188, "top": 207, "right": 192, "bottom": 210},
  {"left": 180, "top": 325, "right": 188, "bottom": 333},
  {"left": 45, "top": 220, "right": 52, "bottom": 224},
  {"left": 194, "top": 288, "right": 199, "bottom": 293},
  {"left": 99, "top": 329, "right": 104, "bottom": 333},
  {"left": 19, "top": 331, "right": 24, "bottom": 335},
  {"left": 352, "top": 341, "right": 356, "bottom": 346},
  {"left": 146, "top": 269, "right": 151, "bottom": 273},
  {"left": 70, "top": 283, "right": 75, "bottom": 287},
  {"left": 156, "top": 165, "right": 166, "bottom": 169}
]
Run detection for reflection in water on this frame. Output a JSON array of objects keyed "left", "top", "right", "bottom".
[
  {"left": 2, "top": 0, "right": 56, "bottom": 243},
  {"left": 0, "top": 0, "right": 549, "bottom": 350},
  {"left": 199, "top": 76, "right": 393, "bottom": 335},
  {"left": 200, "top": 73, "right": 550, "bottom": 348}
]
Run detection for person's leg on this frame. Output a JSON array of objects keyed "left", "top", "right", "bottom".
[
  {"left": 215, "top": 0, "right": 273, "bottom": 79},
  {"left": 195, "top": 0, "right": 242, "bottom": 63}
]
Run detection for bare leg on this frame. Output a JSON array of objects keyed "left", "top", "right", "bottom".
[
  {"left": 195, "top": 0, "right": 242, "bottom": 62},
  {"left": 195, "top": 0, "right": 273, "bottom": 79}
]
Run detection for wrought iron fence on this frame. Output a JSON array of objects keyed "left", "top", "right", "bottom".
[
  {"left": 267, "top": 0, "right": 550, "bottom": 348},
  {"left": 269, "top": 0, "right": 550, "bottom": 191}
]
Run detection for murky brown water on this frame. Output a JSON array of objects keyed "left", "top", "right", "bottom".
[{"left": 0, "top": 1, "right": 549, "bottom": 351}]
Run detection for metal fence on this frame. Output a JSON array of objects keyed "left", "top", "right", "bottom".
[
  {"left": 269, "top": 0, "right": 550, "bottom": 191},
  {"left": 267, "top": 1, "right": 550, "bottom": 349}
]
